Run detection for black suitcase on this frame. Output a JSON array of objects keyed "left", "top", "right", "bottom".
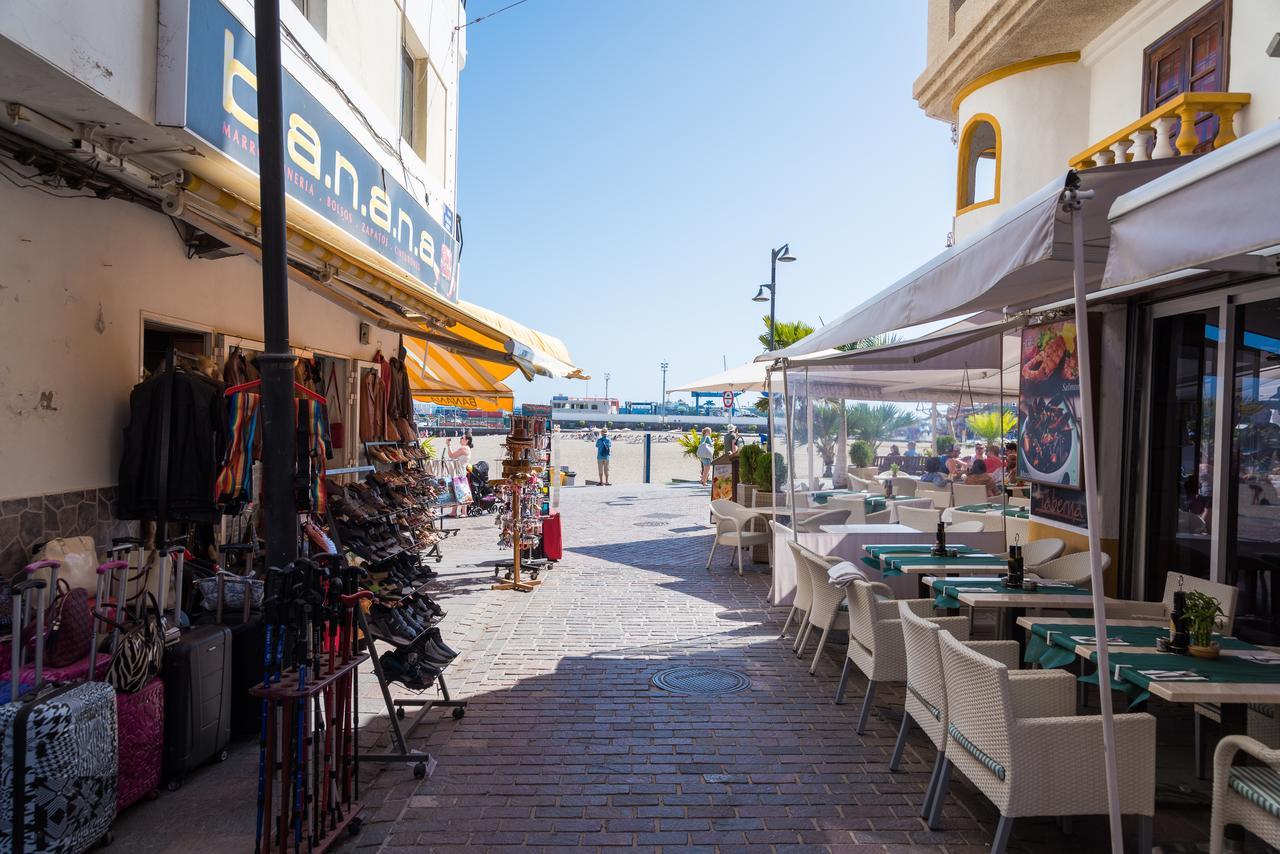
[
  {"left": 162, "top": 623, "right": 232, "bottom": 787},
  {"left": 190, "top": 567, "right": 264, "bottom": 738}
]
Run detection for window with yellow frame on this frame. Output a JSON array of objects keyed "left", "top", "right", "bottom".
[{"left": 956, "top": 113, "right": 1000, "bottom": 213}]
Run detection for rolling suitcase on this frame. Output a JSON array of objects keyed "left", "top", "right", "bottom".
[
  {"left": 1, "top": 569, "right": 117, "bottom": 853},
  {"left": 92, "top": 560, "right": 163, "bottom": 813},
  {"left": 160, "top": 538, "right": 233, "bottom": 788},
  {"left": 539, "top": 511, "right": 563, "bottom": 562},
  {"left": 191, "top": 568, "right": 264, "bottom": 737}
]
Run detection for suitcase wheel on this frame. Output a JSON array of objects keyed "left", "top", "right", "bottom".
[
  {"left": 166, "top": 778, "right": 183, "bottom": 792},
  {"left": 218, "top": 748, "right": 230, "bottom": 762},
  {"left": 413, "top": 762, "right": 427, "bottom": 779},
  {"left": 348, "top": 817, "right": 363, "bottom": 836},
  {"left": 396, "top": 707, "right": 406, "bottom": 720},
  {"left": 99, "top": 830, "right": 114, "bottom": 847},
  {"left": 452, "top": 706, "right": 465, "bottom": 720}
]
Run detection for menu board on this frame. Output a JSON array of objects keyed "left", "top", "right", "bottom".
[
  {"left": 711, "top": 463, "right": 735, "bottom": 500},
  {"left": 1018, "top": 320, "right": 1082, "bottom": 489}
]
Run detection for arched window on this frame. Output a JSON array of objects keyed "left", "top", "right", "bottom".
[{"left": 957, "top": 114, "right": 1001, "bottom": 213}]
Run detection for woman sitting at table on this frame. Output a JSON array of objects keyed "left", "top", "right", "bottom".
[
  {"left": 963, "top": 458, "right": 998, "bottom": 497},
  {"left": 920, "top": 455, "right": 948, "bottom": 487},
  {"left": 945, "top": 446, "right": 967, "bottom": 479}
]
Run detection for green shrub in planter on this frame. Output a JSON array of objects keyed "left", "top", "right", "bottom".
[
  {"left": 934, "top": 434, "right": 956, "bottom": 455},
  {"left": 849, "top": 440, "right": 874, "bottom": 468}
]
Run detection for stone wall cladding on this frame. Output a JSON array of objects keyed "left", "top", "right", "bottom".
[{"left": 0, "top": 486, "right": 136, "bottom": 578}]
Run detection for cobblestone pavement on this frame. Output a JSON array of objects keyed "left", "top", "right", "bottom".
[{"left": 341, "top": 483, "right": 1217, "bottom": 853}]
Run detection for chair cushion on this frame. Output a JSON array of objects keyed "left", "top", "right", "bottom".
[
  {"left": 1229, "top": 766, "right": 1280, "bottom": 818},
  {"left": 907, "top": 684, "right": 940, "bottom": 721}
]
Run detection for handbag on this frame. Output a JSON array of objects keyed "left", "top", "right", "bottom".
[
  {"left": 33, "top": 535, "right": 100, "bottom": 592},
  {"left": 451, "top": 475, "right": 474, "bottom": 505},
  {"left": 193, "top": 572, "right": 264, "bottom": 613},
  {"left": 102, "top": 592, "right": 166, "bottom": 694},
  {"left": 326, "top": 363, "right": 346, "bottom": 449},
  {"left": 46, "top": 579, "right": 94, "bottom": 667}
]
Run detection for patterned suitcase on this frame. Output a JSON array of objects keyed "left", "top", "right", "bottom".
[
  {"left": 115, "top": 676, "right": 163, "bottom": 813},
  {"left": 1, "top": 574, "right": 118, "bottom": 853}
]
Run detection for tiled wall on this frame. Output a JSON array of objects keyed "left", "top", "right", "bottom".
[{"left": 0, "top": 486, "right": 136, "bottom": 578}]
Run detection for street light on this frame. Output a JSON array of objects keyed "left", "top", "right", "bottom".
[
  {"left": 752, "top": 243, "right": 797, "bottom": 350},
  {"left": 604, "top": 372, "right": 611, "bottom": 402},
  {"left": 660, "top": 362, "right": 669, "bottom": 422}
]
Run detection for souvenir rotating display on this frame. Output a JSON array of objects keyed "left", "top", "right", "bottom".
[{"left": 493, "top": 414, "right": 552, "bottom": 591}]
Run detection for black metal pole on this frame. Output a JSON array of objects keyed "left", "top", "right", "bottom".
[
  {"left": 254, "top": 0, "right": 299, "bottom": 569},
  {"left": 769, "top": 250, "right": 777, "bottom": 351}
]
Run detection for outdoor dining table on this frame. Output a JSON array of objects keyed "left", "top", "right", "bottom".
[
  {"left": 922, "top": 575, "right": 1118, "bottom": 643},
  {"left": 941, "top": 503, "right": 1031, "bottom": 523}
]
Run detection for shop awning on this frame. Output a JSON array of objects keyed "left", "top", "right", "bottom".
[
  {"left": 766, "top": 159, "right": 1186, "bottom": 360},
  {"left": 669, "top": 360, "right": 770, "bottom": 393},
  {"left": 1103, "top": 118, "right": 1280, "bottom": 288}
]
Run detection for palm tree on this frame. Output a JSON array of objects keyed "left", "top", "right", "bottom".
[
  {"left": 837, "top": 332, "right": 902, "bottom": 352},
  {"left": 846, "top": 403, "right": 918, "bottom": 451},
  {"left": 810, "top": 402, "right": 846, "bottom": 476},
  {"left": 966, "top": 408, "right": 1017, "bottom": 447},
  {"left": 758, "top": 318, "right": 814, "bottom": 351}
]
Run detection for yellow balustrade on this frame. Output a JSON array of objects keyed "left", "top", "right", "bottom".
[{"left": 1068, "top": 92, "right": 1250, "bottom": 170}]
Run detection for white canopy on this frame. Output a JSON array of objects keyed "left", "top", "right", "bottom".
[
  {"left": 1104, "top": 118, "right": 1280, "bottom": 288},
  {"left": 669, "top": 359, "right": 768, "bottom": 393},
  {"left": 769, "top": 159, "right": 1185, "bottom": 360}
]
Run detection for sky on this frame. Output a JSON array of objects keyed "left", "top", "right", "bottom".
[{"left": 454, "top": 0, "right": 955, "bottom": 406}]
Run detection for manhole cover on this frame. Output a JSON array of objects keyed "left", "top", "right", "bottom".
[{"left": 651, "top": 666, "right": 751, "bottom": 695}]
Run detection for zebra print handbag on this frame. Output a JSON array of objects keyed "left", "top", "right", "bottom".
[{"left": 102, "top": 592, "right": 166, "bottom": 694}]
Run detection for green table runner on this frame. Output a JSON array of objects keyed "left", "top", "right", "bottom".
[
  {"left": 810, "top": 490, "right": 856, "bottom": 505},
  {"left": 1024, "top": 622, "right": 1255, "bottom": 670},
  {"left": 861, "top": 543, "right": 982, "bottom": 571},
  {"left": 1080, "top": 649, "right": 1280, "bottom": 708},
  {"left": 953, "top": 502, "right": 1031, "bottom": 519},
  {"left": 929, "top": 577, "right": 1090, "bottom": 609},
  {"left": 884, "top": 554, "right": 1005, "bottom": 578}
]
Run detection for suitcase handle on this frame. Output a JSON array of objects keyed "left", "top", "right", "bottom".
[
  {"left": 10, "top": 579, "right": 47, "bottom": 698},
  {"left": 98, "top": 560, "right": 129, "bottom": 574},
  {"left": 23, "top": 559, "right": 59, "bottom": 574}
]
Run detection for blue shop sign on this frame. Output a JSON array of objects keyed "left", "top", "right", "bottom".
[{"left": 160, "top": 0, "right": 458, "bottom": 301}]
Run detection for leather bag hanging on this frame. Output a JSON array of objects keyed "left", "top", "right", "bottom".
[
  {"left": 45, "top": 579, "right": 94, "bottom": 667},
  {"left": 325, "top": 362, "right": 346, "bottom": 450},
  {"left": 101, "top": 592, "right": 166, "bottom": 694}
]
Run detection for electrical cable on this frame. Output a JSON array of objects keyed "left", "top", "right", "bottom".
[{"left": 456, "top": 0, "right": 534, "bottom": 30}]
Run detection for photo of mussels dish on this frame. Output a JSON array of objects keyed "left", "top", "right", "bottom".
[{"left": 1018, "top": 321, "right": 1082, "bottom": 487}]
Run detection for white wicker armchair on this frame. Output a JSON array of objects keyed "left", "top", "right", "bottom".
[
  {"left": 795, "top": 547, "right": 851, "bottom": 673},
  {"left": 836, "top": 580, "right": 967, "bottom": 734},
  {"left": 1029, "top": 550, "right": 1110, "bottom": 587},
  {"left": 796, "top": 509, "right": 850, "bottom": 532},
  {"left": 706, "top": 499, "right": 769, "bottom": 575},
  {"left": 890, "top": 477, "right": 918, "bottom": 497},
  {"left": 1212, "top": 734, "right": 1280, "bottom": 853},
  {"left": 897, "top": 505, "right": 941, "bottom": 532},
  {"left": 938, "top": 631, "right": 1157, "bottom": 853},
  {"left": 781, "top": 540, "right": 815, "bottom": 649},
  {"left": 952, "top": 483, "right": 991, "bottom": 506},
  {"left": 828, "top": 494, "right": 891, "bottom": 524}
]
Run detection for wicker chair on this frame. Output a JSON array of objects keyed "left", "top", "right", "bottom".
[
  {"left": 952, "top": 483, "right": 991, "bottom": 506},
  {"left": 796, "top": 509, "right": 850, "bottom": 533},
  {"left": 951, "top": 509, "right": 1003, "bottom": 530},
  {"left": 1030, "top": 550, "right": 1110, "bottom": 587},
  {"left": 938, "top": 631, "right": 1156, "bottom": 853},
  {"left": 781, "top": 539, "right": 815, "bottom": 647},
  {"left": 706, "top": 499, "right": 769, "bottom": 576},
  {"left": 917, "top": 485, "right": 953, "bottom": 509},
  {"left": 895, "top": 603, "right": 1021, "bottom": 827},
  {"left": 836, "top": 580, "right": 963, "bottom": 733},
  {"left": 890, "top": 477, "right": 918, "bottom": 497},
  {"left": 897, "top": 505, "right": 941, "bottom": 532},
  {"left": 947, "top": 520, "right": 986, "bottom": 533},
  {"left": 796, "top": 547, "right": 853, "bottom": 673},
  {"left": 1006, "top": 495, "right": 1031, "bottom": 508},
  {"left": 849, "top": 475, "right": 886, "bottom": 496},
  {"left": 1019, "top": 537, "right": 1065, "bottom": 567},
  {"left": 1211, "top": 734, "right": 1280, "bottom": 853},
  {"left": 828, "top": 494, "right": 891, "bottom": 524}
]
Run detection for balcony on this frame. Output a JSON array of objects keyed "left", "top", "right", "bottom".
[{"left": 1069, "top": 92, "right": 1250, "bottom": 171}]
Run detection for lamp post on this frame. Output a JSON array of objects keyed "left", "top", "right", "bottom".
[
  {"left": 604, "top": 372, "right": 611, "bottom": 404},
  {"left": 752, "top": 243, "right": 797, "bottom": 350},
  {"left": 660, "top": 362, "right": 669, "bottom": 423}
]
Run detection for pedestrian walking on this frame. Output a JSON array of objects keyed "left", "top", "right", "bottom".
[
  {"left": 696, "top": 427, "right": 716, "bottom": 486},
  {"left": 596, "top": 427, "right": 612, "bottom": 486}
]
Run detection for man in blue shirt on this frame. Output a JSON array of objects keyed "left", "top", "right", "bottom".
[{"left": 595, "top": 428, "right": 612, "bottom": 486}]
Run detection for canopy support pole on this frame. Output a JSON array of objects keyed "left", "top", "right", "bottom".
[
  {"left": 836, "top": 397, "right": 848, "bottom": 488},
  {"left": 805, "top": 372, "right": 816, "bottom": 489},
  {"left": 1066, "top": 185, "right": 1123, "bottom": 854}
]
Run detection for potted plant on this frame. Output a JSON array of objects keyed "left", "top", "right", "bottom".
[
  {"left": 737, "top": 443, "right": 764, "bottom": 505},
  {"left": 1184, "top": 590, "right": 1225, "bottom": 659},
  {"left": 849, "top": 440, "right": 874, "bottom": 469}
]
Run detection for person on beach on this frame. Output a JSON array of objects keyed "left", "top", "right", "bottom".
[
  {"left": 696, "top": 427, "right": 715, "bottom": 486},
  {"left": 595, "top": 427, "right": 612, "bottom": 486},
  {"left": 724, "top": 424, "right": 743, "bottom": 455}
]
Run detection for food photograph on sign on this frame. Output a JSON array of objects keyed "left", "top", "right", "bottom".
[{"left": 1018, "top": 320, "right": 1082, "bottom": 488}]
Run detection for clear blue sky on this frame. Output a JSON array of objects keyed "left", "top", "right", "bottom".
[{"left": 455, "top": 0, "right": 954, "bottom": 405}]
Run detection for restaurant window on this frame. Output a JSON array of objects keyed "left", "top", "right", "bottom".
[
  {"left": 1144, "top": 308, "right": 1218, "bottom": 596},
  {"left": 400, "top": 47, "right": 418, "bottom": 151},
  {"left": 1142, "top": 0, "right": 1230, "bottom": 153},
  {"left": 1226, "top": 297, "right": 1280, "bottom": 644},
  {"left": 956, "top": 114, "right": 999, "bottom": 213}
]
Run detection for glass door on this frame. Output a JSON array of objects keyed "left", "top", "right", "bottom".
[
  {"left": 1227, "top": 298, "right": 1280, "bottom": 644},
  {"left": 1144, "top": 308, "right": 1219, "bottom": 598}
]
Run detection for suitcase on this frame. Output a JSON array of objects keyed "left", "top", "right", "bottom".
[
  {"left": 115, "top": 677, "right": 163, "bottom": 812},
  {"left": 162, "top": 623, "right": 232, "bottom": 787},
  {"left": 192, "top": 570, "right": 264, "bottom": 738},
  {"left": 1, "top": 570, "right": 118, "bottom": 853},
  {"left": 91, "top": 561, "right": 164, "bottom": 814},
  {"left": 539, "top": 511, "right": 563, "bottom": 562}
]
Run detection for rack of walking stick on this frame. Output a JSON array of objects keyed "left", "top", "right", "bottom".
[{"left": 251, "top": 560, "right": 367, "bottom": 854}]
